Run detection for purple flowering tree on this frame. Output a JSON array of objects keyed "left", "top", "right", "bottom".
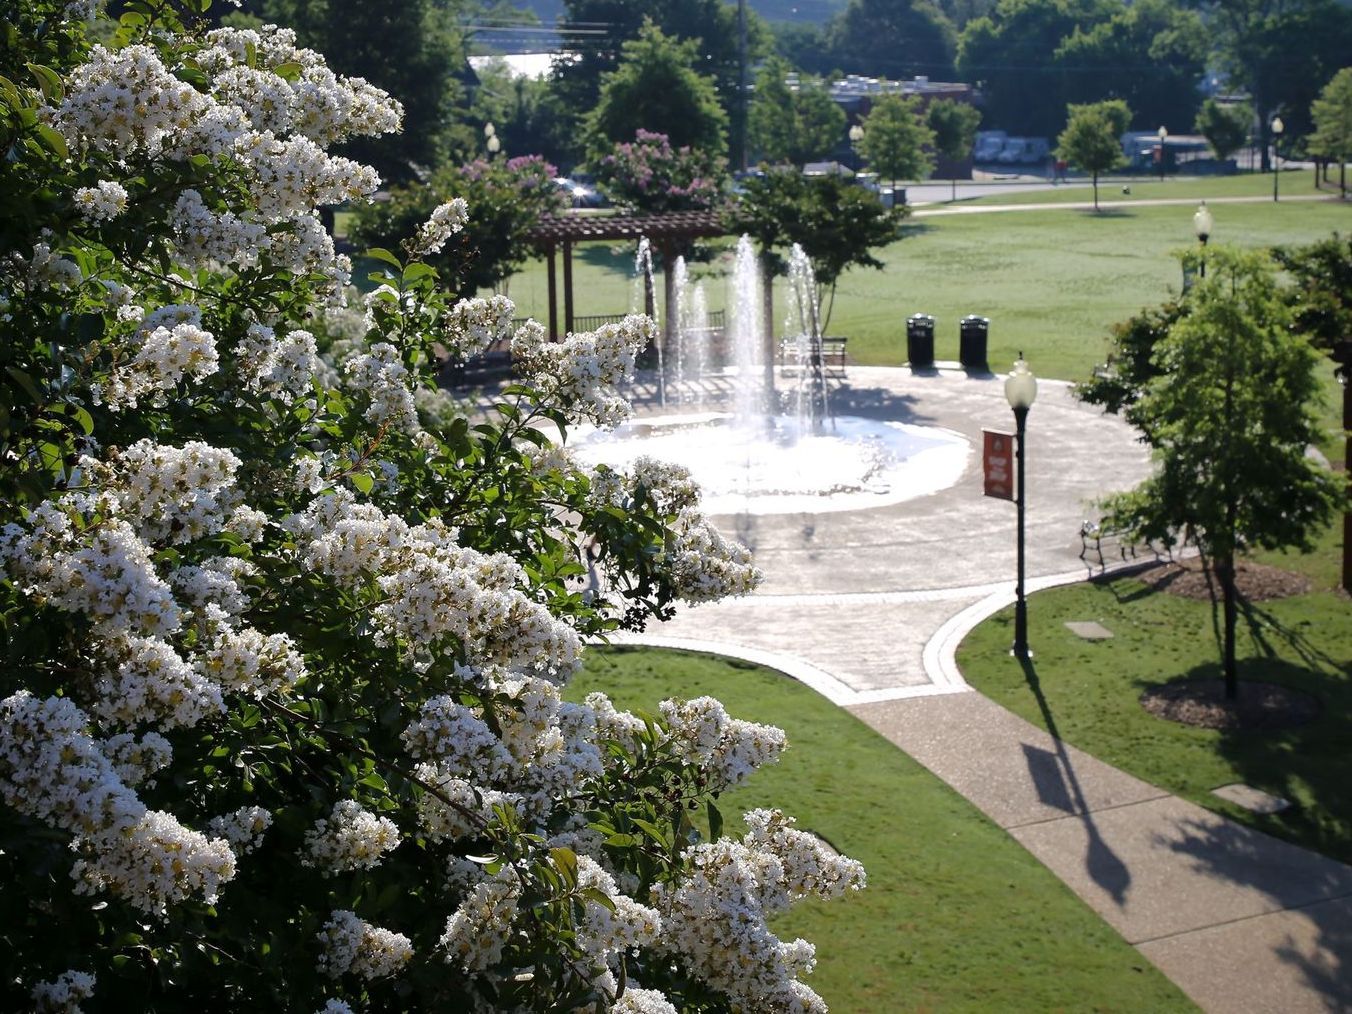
[{"left": 593, "top": 130, "right": 729, "bottom": 214}]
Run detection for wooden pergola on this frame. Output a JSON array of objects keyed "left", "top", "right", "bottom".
[{"left": 526, "top": 210, "right": 728, "bottom": 344}]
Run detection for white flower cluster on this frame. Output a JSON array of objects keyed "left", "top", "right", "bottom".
[
  {"left": 31, "top": 969, "right": 96, "bottom": 1013},
  {"left": 199, "top": 620, "right": 308, "bottom": 699},
  {"left": 413, "top": 768, "right": 523, "bottom": 843},
  {"left": 290, "top": 492, "right": 582, "bottom": 676},
  {"left": 73, "top": 179, "right": 128, "bottom": 223},
  {"left": 199, "top": 25, "right": 402, "bottom": 147},
  {"left": 442, "top": 293, "right": 515, "bottom": 361},
  {"left": 612, "top": 987, "right": 678, "bottom": 1014},
  {"left": 651, "top": 809, "right": 863, "bottom": 1012},
  {"left": 207, "top": 805, "right": 273, "bottom": 856},
  {"left": 52, "top": 45, "right": 214, "bottom": 158},
  {"left": 72, "top": 808, "right": 237, "bottom": 917},
  {"left": 317, "top": 910, "right": 413, "bottom": 980},
  {"left": 439, "top": 869, "right": 520, "bottom": 972},
  {"left": 663, "top": 509, "right": 761, "bottom": 604},
  {"left": 512, "top": 315, "right": 655, "bottom": 427},
  {"left": 587, "top": 457, "right": 701, "bottom": 517},
  {"left": 572, "top": 854, "right": 662, "bottom": 962},
  {"left": 408, "top": 198, "right": 469, "bottom": 258},
  {"left": 171, "top": 556, "right": 255, "bottom": 616},
  {"left": 102, "top": 731, "right": 173, "bottom": 787},
  {"left": 344, "top": 342, "right": 419, "bottom": 433},
  {"left": 94, "top": 439, "right": 241, "bottom": 545},
  {"left": 402, "top": 696, "right": 515, "bottom": 782},
  {"left": 0, "top": 694, "right": 232, "bottom": 919},
  {"left": 93, "top": 632, "right": 224, "bottom": 730},
  {"left": 234, "top": 323, "right": 320, "bottom": 403},
  {"left": 26, "top": 238, "right": 82, "bottom": 290},
  {"left": 1, "top": 508, "right": 180, "bottom": 636},
  {"left": 301, "top": 800, "right": 401, "bottom": 874},
  {"left": 659, "top": 697, "right": 786, "bottom": 791},
  {"left": 169, "top": 189, "right": 267, "bottom": 270}
]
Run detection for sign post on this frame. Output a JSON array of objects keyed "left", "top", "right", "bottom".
[{"left": 983, "top": 429, "right": 1015, "bottom": 501}]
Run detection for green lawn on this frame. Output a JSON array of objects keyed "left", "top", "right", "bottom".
[
  {"left": 501, "top": 192, "right": 1352, "bottom": 385},
  {"left": 956, "top": 167, "right": 1325, "bottom": 206},
  {"left": 570, "top": 647, "right": 1194, "bottom": 1013},
  {"left": 957, "top": 521, "right": 1352, "bottom": 866}
]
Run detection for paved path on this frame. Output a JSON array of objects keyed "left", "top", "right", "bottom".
[{"left": 612, "top": 366, "right": 1352, "bottom": 1013}]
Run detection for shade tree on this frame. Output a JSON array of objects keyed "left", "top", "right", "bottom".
[{"left": 1056, "top": 99, "right": 1130, "bottom": 210}]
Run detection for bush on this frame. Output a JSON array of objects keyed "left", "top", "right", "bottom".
[{"left": 0, "top": 3, "right": 863, "bottom": 1011}]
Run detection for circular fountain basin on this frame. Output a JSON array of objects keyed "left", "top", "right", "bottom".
[{"left": 571, "top": 413, "right": 971, "bottom": 516}]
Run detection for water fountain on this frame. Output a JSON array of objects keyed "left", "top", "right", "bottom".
[{"left": 571, "top": 236, "right": 970, "bottom": 516}]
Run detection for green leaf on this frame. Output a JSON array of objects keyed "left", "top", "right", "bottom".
[
  {"left": 26, "top": 63, "right": 63, "bottom": 105},
  {"left": 706, "top": 799, "right": 723, "bottom": 842},
  {"left": 273, "top": 61, "right": 304, "bottom": 82},
  {"left": 580, "top": 886, "right": 616, "bottom": 913},
  {"left": 349, "top": 471, "right": 374, "bottom": 495},
  {"left": 365, "top": 247, "right": 404, "bottom": 270},
  {"left": 549, "top": 846, "right": 578, "bottom": 886}
]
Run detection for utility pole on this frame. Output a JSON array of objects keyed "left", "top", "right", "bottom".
[{"left": 739, "top": 0, "right": 748, "bottom": 171}]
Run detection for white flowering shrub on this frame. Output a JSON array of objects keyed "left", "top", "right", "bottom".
[{"left": 0, "top": 3, "right": 863, "bottom": 1010}]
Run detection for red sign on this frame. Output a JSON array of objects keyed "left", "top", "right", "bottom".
[{"left": 983, "top": 429, "right": 1015, "bottom": 500}]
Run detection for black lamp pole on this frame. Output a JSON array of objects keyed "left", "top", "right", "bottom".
[
  {"left": 1013, "top": 403, "right": 1030, "bottom": 658},
  {"left": 1005, "top": 356, "right": 1037, "bottom": 659}
]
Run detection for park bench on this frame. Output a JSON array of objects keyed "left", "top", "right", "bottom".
[
  {"left": 1079, "top": 519, "right": 1175, "bottom": 570},
  {"left": 777, "top": 336, "right": 847, "bottom": 379}
]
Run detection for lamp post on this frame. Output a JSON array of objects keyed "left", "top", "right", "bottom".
[
  {"left": 849, "top": 123, "right": 864, "bottom": 173},
  {"left": 1005, "top": 355, "right": 1038, "bottom": 659},
  {"left": 1271, "top": 116, "right": 1284, "bottom": 201},
  {"left": 1157, "top": 125, "right": 1168, "bottom": 182},
  {"left": 485, "top": 122, "right": 500, "bottom": 156},
  {"left": 1193, "top": 201, "right": 1213, "bottom": 278}
]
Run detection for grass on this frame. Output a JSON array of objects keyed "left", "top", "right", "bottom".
[
  {"left": 956, "top": 167, "right": 1324, "bottom": 207},
  {"left": 499, "top": 194, "right": 1351, "bottom": 455},
  {"left": 569, "top": 647, "right": 1194, "bottom": 1012},
  {"left": 956, "top": 520, "right": 1352, "bottom": 865}
]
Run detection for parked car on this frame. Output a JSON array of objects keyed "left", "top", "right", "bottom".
[{"left": 973, "top": 130, "right": 1008, "bottom": 162}]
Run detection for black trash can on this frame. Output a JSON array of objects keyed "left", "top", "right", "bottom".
[
  {"left": 959, "top": 315, "right": 989, "bottom": 370},
  {"left": 906, "top": 313, "right": 935, "bottom": 368}
]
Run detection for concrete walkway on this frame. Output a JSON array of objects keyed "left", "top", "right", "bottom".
[{"left": 612, "top": 366, "right": 1352, "bottom": 1013}]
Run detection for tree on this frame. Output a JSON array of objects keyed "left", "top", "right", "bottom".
[
  {"left": 551, "top": 0, "right": 768, "bottom": 166},
  {"left": 1056, "top": 99, "right": 1129, "bottom": 210},
  {"left": 927, "top": 98, "right": 982, "bottom": 200},
  {"left": 0, "top": 3, "right": 866, "bottom": 1009},
  {"left": 957, "top": 0, "right": 1090, "bottom": 137},
  {"left": 350, "top": 154, "right": 568, "bottom": 298},
  {"left": 1193, "top": 0, "right": 1352, "bottom": 168},
  {"left": 824, "top": 0, "right": 959, "bottom": 80},
  {"left": 1095, "top": 248, "right": 1340, "bottom": 698},
  {"left": 1272, "top": 233, "right": 1352, "bottom": 593},
  {"left": 592, "top": 130, "right": 729, "bottom": 212},
  {"left": 249, "top": 0, "right": 473, "bottom": 181},
  {"left": 857, "top": 93, "right": 936, "bottom": 190},
  {"left": 1194, "top": 98, "right": 1252, "bottom": 164},
  {"left": 725, "top": 169, "right": 904, "bottom": 332},
  {"left": 1308, "top": 68, "right": 1352, "bottom": 196},
  {"left": 748, "top": 57, "right": 847, "bottom": 167},
  {"left": 1053, "top": 0, "right": 1207, "bottom": 131},
  {"left": 582, "top": 20, "right": 729, "bottom": 161}
]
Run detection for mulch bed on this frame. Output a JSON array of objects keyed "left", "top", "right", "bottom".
[
  {"left": 1141, "top": 679, "right": 1321, "bottom": 731},
  {"left": 1134, "top": 558, "right": 1312, "bottom": 602}
]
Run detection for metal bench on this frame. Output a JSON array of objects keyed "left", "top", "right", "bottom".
[{"left": 778, "top": 336, "right": 847, "bottom": 379}]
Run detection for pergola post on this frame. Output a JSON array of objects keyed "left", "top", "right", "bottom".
[
  {"left": 545, "top": 242, "right": 558, "bottom": 341},
  {"left": 563, "top": 238, "right": 574, "bottom": 336}
]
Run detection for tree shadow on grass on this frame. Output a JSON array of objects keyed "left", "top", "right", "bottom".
[
  {"left": 1018, "top": 655, "right": 1133, "bottom": 907},
  {"left": 576, "top": 242, "right": 642, "bottom": 276}
]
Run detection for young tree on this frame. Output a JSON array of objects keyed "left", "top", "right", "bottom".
[
  {"left": 1308, "top": 67, "right": 1352, "bottom": 196},
  {"left": 0, "top": 3, "right": 866, "bottom": 1009},
  {"left": 592, "top": 130, "right": 728, "bottom": 212},
  {"left": 748, "top": 56, "right": 847, "bottom": 167},
  {"left": 1096, "top": 248, "right": 1340, "bottom": 698},
  {"left": 725, "top": 168, "right": 903, "bottom": 332},
  {"left": 582, "top": 20, "right": 729, "bottom": 161},
  {"left": 857, "top": 93, "right": 936, "bottom": 194},
  {"left": 1194, "top": 98, "right": 1253, "bottom": 165},
  {"left": 1056, "top": 99, "right": 1129, "bottom": 210},
  {"left": 927, "top": 98, "right": 982, "bottom": 201}
]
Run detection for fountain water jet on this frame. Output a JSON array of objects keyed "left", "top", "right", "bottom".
[{"left": 571, "top": 235, "right": 971, "bottom": 516}]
